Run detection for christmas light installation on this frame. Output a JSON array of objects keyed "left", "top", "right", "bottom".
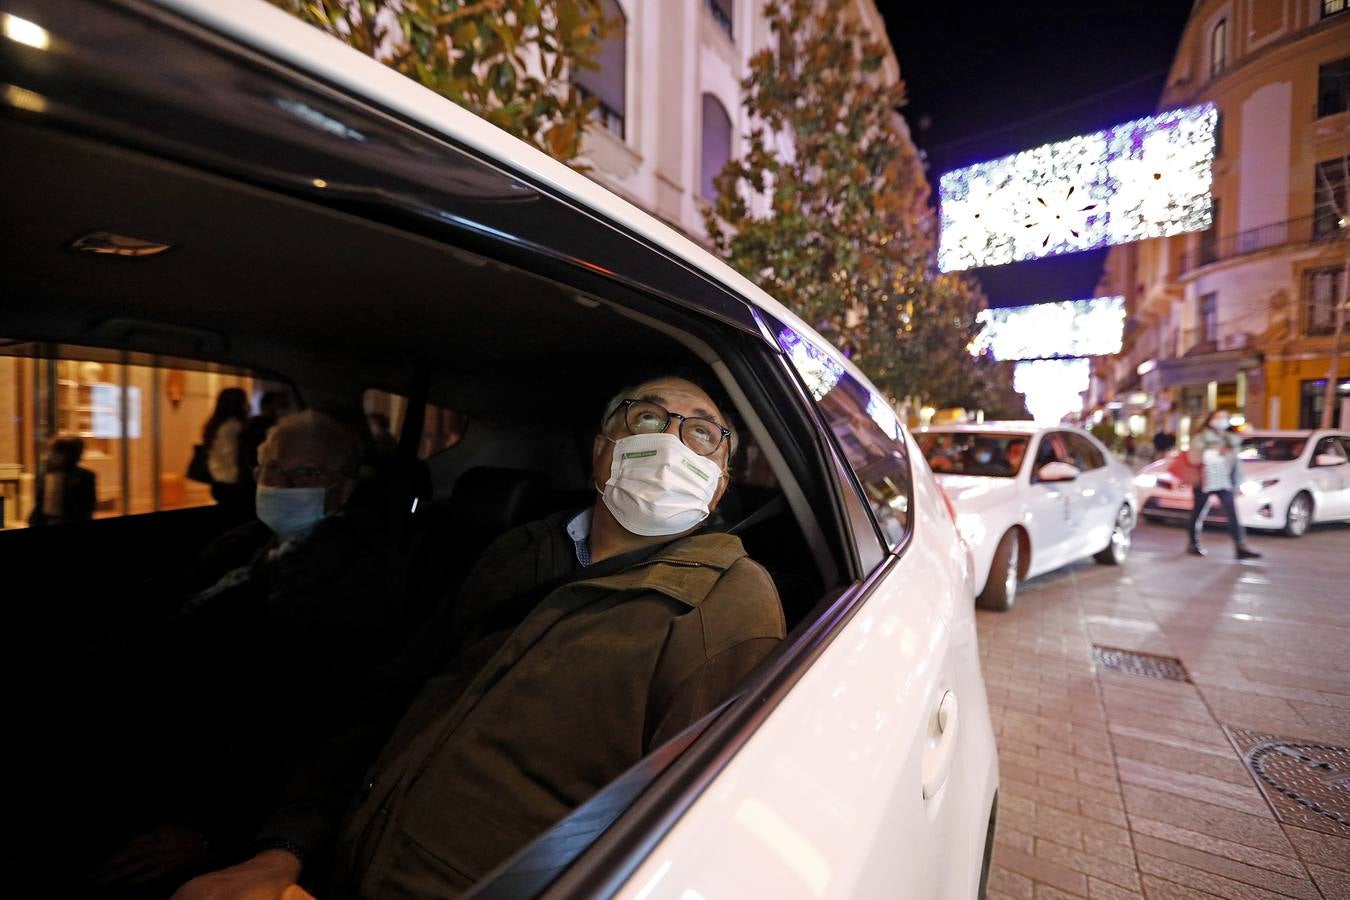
[
  {"left": 938, "top": 104, "right": 1217, "bottom": 272},
  {"left": 971, "top": 296, "right": 1125, "bottom": 361},
  {"left": 1013, "top": 358, "right": 1091, "bottom": 425}
]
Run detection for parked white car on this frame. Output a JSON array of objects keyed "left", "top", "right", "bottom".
[
  {"left": 1135, "top": 430, "right": 1350, "bottom": 537},
  {"left": 2, "top": 2, "right": 998, "bottom": 897},
  {"left": 919, "top": 423, "right": 1138, "bottom": 611}
]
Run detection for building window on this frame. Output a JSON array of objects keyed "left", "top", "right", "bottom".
[
  {"left": 1318, "top": 57, "right": 1350, "bottom": 118},
  {"left": 1209, "top": 19, "right": 1227, "bottom": 79},
  {"left": 1305, "top": 267, "right": 1344, "bottom": 337},
  {"left": 704, "top": 0, "right": 734, "bottom": 37},
  {"left": 1200, "top": 293, "right": 1218, "bottom": 343},
  {"left": 1198, "top": 196, "right": 1220, "bottom": 266},
  {"left": 1314, "top": 157, "right": 1349, "bottom": 239},
  {"left": 700, "top": 94, "right": 732, "bottom": 202},
  {"left": 575, "top": 0, "right": 626, "bottom": 139},
  {"left": 1326, "top": 0, "right": 1347, "bottom": 19}
]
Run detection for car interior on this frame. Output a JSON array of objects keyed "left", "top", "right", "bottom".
[{"left": 3, "top": 114, "right": 867, "bottom": 893}]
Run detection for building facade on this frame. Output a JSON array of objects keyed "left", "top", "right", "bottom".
[
  {"left": 578, "top": 0, "right": 900, "bottom": 241},
  {"left": 1092, "top": 0, "right": 1350, "bottom": 439}
]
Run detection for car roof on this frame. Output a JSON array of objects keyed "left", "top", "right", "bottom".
[
  {"left": 1242, "top": 430, "right": 1345, "bottom": 439},
  {"left": 920, "top": 421, "right": 1044, "bottom": 435},
  {"left": 150, "top": 0, "right": 884, "bottom": 400}
]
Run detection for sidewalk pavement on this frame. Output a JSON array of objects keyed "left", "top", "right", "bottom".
[{"left": 978, "top": 519, "right": 1350, "bottom": 900}]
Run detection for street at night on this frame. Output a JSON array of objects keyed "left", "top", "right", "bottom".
[
  {"left": 2, "top": 1, "right": 1348, "bottom": 898},
  {"left": 979, "top": 519, "right": 1350, "bottom": 900}
]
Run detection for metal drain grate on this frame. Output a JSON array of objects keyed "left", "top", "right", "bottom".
[
  {"left": 1091, "top": 645, "right": 1189, "bottom": 682},
  {"left": 1230, "top": 729, "right": 1350, "bottom": 836}
]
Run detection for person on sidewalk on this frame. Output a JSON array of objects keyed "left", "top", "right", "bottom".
[{"left": 1185, "top": 409, "right": 1261, "bottom": 560}]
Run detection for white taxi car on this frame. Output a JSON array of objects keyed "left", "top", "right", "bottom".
[
  {"left": 920, "top": 423, "right": 1138, "bottom": 611},
  {"left": 1, "top": 1, "right": 998, "bottom": 897},
  {"left": 1135, "top": 430, "right": 1350, "bottom": 537}
]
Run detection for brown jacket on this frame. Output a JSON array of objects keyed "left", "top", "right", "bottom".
[{"left": 268, "top": 510, "right": 784, "bottom": 898}]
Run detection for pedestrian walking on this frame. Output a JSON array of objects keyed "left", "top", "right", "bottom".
[
  {"left": 201, "top": 387, "right": 252, "bottom": 513},
  {"left": 1185, "top": 409, "right": 1261, "bottom": 559}
]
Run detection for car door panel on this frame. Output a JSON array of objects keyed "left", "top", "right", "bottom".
[
  {"left": 1025, "top": 434, "right": 1074, "bottom": 576},
  {"left": 1309, "top": 437, "right": 1350, "bottom": 520},
  {"left": 613, "top": 544, "right": 992, "bottom": 900}
]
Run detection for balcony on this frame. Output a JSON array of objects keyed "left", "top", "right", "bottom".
[{"left": 1179, "top": 215, "right": 1340, "bottom": 274}]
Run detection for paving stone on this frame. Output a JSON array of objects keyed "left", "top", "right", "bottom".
[
  {"left": 1306, "top": 863, "right": 1350, "bottom": 899},
  {"left": 1130, "top": 835, "right": 1319, "bottom": 899},
  {"left": 993, "top": 845, "right": 1089, "bottom": 896},
  {"left": 1283, "top": 826, "right": 1350, "bottom": 873},
  {"left": 977, "top": 525, "right": 1349, "bottom": 900},
  {"left": 1126, "top": 816, "right": 1307, "bottom": 878}
]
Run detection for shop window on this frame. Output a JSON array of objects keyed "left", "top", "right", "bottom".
[
  {"left": 0, "top": 340, "right": 280, "bottom": 529},
  {"left": 1318, "top": 58, "right": 1350, "bottom": 118},
  {"left": 1326, "top": 0, "right": 1347, "bottom": 19},
  {"left": 1314, "top": 157, "right": 1349, "bottom": 239},
  {"left": 362, "top": 390, "right": 466, "bottom": 461},
  {"left": 700, "top": 93, "right": 732, "bottom": 202},
  {"left": 575, "top": 0, "right": 626, "bottom": 139},
  {"left": 1304, "top": 266, "right": 1343, "bottom": 336},
  {"left": 1209, "top": 19, "right": 1227, "bottom": 79}
]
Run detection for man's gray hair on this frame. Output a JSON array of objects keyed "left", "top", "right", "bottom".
[
  {"left": 262, "top": 409, "right": 363, "bottom": 477},
  {"left": 600, "top": 378, "right": 739, "bottom": 460}
]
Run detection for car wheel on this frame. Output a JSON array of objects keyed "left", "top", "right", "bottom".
[
  {"left": 1094, "top": 505, "right": 1132, "bottom": 565},
  {"left": 1284, "top": 492, "right": 1313, "bottom": 538},
  {"left": 977, "top": 530, "right": 1020, "bottom": 612}
]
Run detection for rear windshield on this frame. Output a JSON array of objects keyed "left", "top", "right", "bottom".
[
  {"left": 919, "top": 432, "right": 1029, "bottom": 478},
  {"left": 1238, "top": 437, "right": 1305, "bottom": 462}
]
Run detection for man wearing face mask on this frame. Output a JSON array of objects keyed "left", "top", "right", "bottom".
[
  {"left": 174, "top": 376, "right": 785, "bottom": 900},
  {"left": 80, "top": 411, "right": 407, "bottom": 893}
]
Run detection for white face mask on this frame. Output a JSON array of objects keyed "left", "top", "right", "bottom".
[
  {"left": 1211, "top": 416, "right": 1230, "bottom": 431},
  {"left": 601, "top": 433, "right": 723, "bottom": 537},
  {"left": 255, "top": 485, "right": 327, "bottom": 541}
]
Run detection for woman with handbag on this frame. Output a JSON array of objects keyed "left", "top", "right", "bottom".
[
  {"left": 1185, "top": 409, "right": 1261, "bottom": 559},
  {"left": 200, "top": 387, "right": 251, "bottom": 512}
]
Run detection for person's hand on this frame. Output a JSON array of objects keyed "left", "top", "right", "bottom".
[
  {"left": 89, "top": 822, "right": 212, "bottom": 888},
  {"left": 169, "top": 850, "right": 306, "bottom": 900}
]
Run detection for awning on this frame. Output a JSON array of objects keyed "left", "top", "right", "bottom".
[{"left": 1154, "top": 350, "right": 1261, "bottom": 388}]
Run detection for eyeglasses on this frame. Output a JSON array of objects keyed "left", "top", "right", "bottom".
[
  {"left": 608, "top": 399, "right": 730, "bottom": 457},
  {"left": 253, "top": 463, "right": 340, "bottom": 489}
]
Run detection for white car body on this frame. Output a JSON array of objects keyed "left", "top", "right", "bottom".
[
  {"left": 920, "top": 423, "right": 1139, "bottom": 602},
  {"left": 1135, "top": 430, "right": 1350, "bottom": 535},
  {"left": 4, "top": 2, "right": 999, "bottom": 897}
]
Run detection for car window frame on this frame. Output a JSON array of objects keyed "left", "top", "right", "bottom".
[
  {"left": 1311, "top": 436, "right": 1349, "bottom": 466},
  {"left": 472, "top": 325, "right": 906, "bottom": 899}
]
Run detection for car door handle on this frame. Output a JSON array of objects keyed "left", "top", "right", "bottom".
[{"left": 922, "top": 691, "right": 959, "bottom": 800}]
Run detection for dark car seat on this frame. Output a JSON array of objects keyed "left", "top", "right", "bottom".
[{"left": 402, "top": 466, "right": 551, "bottom": 630}]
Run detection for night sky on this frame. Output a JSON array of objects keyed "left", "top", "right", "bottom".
[{"left": 876, "top": 1, "right": 1196, "bottom": 306}]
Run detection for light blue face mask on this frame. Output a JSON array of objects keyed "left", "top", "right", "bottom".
[{"left": 255, "top": 485, "right": 327, "bottom": 541}]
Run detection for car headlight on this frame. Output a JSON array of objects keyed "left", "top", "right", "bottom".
[
  {"left": 1133, "top": 474, "right": 1157, "bottom": 489},
  {"left": 1239, "top": 478, "right": 1279, "bottom": 496}
]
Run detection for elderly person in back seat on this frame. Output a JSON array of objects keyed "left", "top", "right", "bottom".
[
  {"left": 88, "top": 411, "right": 407, "bottom": 891},
  {"left": 174, "top": 376, "right": 785, "bottom": 900}
]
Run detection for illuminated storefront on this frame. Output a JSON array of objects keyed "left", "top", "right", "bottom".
[{"left": 0, "top": 342, "right": 261, "bottom": 528}]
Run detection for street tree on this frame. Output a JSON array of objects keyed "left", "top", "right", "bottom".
[
  {"left": 705, "top": 0, "right": 1018, "bottom": 416},
  {"left": 269, "top": 0, "right": 613, "bottom": 162}
]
